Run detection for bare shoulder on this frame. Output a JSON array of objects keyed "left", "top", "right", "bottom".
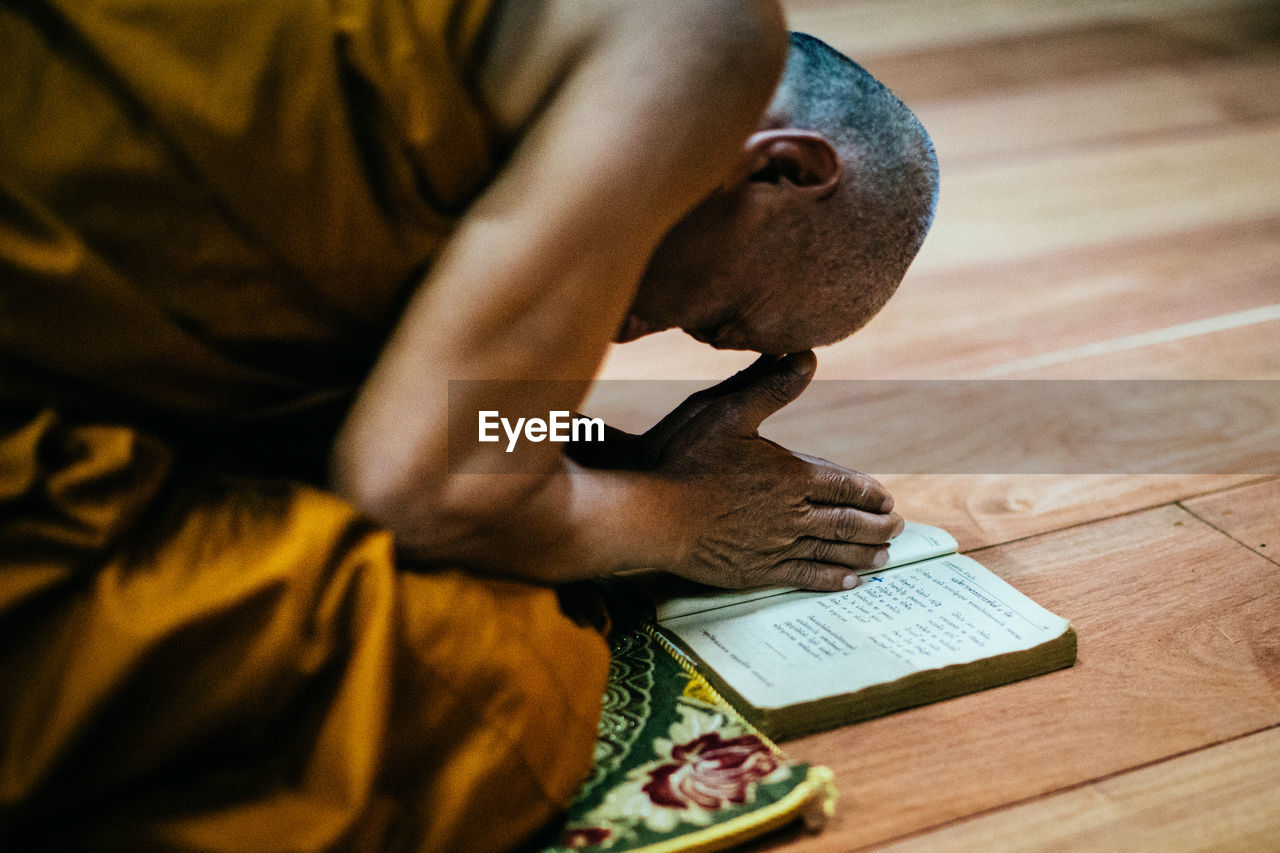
[{"left": 475, "top": 0, "right": 787, "bottom": 136}]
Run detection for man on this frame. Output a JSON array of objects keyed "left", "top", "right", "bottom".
[{"left": 0, "top": 0, "right": 937, "bottom": 849}]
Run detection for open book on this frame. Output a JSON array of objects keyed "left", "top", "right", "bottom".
[{"left": 627, "top": 523, "right": 1076, "bottom": 741}]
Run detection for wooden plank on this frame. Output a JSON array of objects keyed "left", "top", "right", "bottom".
[
  {"left": 781, "top": 0, "right": 1260, "bottom": 60},
  {"left": 910, "top": 48, "right": 1280, "bottom": 167},
  {"left": 868, "top": 726, "right": 1280, "bottom": 851},
  {"left": 853, "top": 21, "right": 1227, "bottom": 104},
  {"left": 910, "top": 122, "right": 1280, "bottom": 275},
  {"left": 822, "top": 6, "right": 1280, "bottom": 105},
  {"left": 986, "top": 317, "right": 1280, "bottom": 378},
  {"left": 750, "top": 505, "right": 1280, "bottom": 850},
  {"left": 1182, "top": 478, "right": 1280, "bottom": 562},
  {"left": 914, "top": 68, "right": 1227, "bottom": 167},
  {"left": 871, "top": 475, "right": 1267, "bottom": 552}
]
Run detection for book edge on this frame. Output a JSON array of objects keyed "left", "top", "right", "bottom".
[{"left": 733, "top": 623, "right": 1079, "bottom": 741}]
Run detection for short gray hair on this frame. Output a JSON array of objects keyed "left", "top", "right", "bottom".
[{"left": 769, "top": 32, "right": 939, "bottom": 335}]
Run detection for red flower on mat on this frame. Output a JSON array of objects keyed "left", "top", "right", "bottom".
[
  {"left": 563, "top": 827, "right": 611, "bottom": 848},
  {"left": 642, "top": 733, "right": 780, "bottom": 810}
]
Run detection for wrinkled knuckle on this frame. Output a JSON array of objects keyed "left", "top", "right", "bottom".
[
  {"left": 787, "top": 561, "right": 822, "bottom": 590},
  {"left": 856, "top": 476, "right": 875, "bottom": 504},
  {"left": 830, "top": 474, "right": 858, "bottom": 504},
  {"left": 810, "top": 539, "right": 835, "bottom": 564},
  {"left": 843, "top": 473, "right": 881, "bottom": 508},
  {"left": 739, "top": 563, "right": 774, "bottom": 588},
  {"left": 758, "top": 373, "right": 796, "bottom": 407},
  {"left": 838, "top": 513, "right": 868, "bottom": 543},
  {"left": 790, "top": 500, "right": 820, "bottom": 533}
]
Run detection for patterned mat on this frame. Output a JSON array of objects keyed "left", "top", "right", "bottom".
[{"left": 539, "top": 622, "right": 835, "bottom": 853}]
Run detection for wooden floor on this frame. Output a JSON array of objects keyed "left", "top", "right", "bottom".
[{"left": 591, "top": 0, "right": 1280, "bottom": 849}]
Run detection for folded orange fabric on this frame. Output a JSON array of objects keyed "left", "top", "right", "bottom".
[
  {"left": 1, "top": 0, "right": 500, "bottom": 422},
  {"left": 0, "top": 1, "right": 610, "bottom": 849},
  {"left": 0, "top": 408, "right": 609, "bottom": 851}
]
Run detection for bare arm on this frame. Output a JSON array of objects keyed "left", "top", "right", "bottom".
[{"left": 330, "top": 0, "right": 791, "bottom": 580}]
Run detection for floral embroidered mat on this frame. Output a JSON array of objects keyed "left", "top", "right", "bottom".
[{"left": 538, "top": 620, "right": 836, "bottom": 853}]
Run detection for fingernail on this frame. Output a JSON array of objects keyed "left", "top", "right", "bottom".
[
  {"left": 842, "top": 574, "right": 860, "bottom": 589},
  {"left": 873, "top": 549, "right": 889, "bottom": 569}
]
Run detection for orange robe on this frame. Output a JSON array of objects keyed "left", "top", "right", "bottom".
[{"left": 0, "top": 1, "right": 609, "bottom": 850}]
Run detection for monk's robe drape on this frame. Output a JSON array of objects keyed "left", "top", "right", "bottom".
[{"left": 0, "top": 1, "right": 610, "bottom": 850}]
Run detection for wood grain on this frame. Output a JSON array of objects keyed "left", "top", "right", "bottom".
[
  {"left": 857, "top": 20, "right": 1239, "bottom": 103},
  {"left": 782, "top": 0, "right": 1262, "bottom": 60},
  {"left": 844, "top": 5, "right": 1280, "bottom": 104},
  {"left": 906, "top": 43, "right": 1280, "bottom": 168},
  {"left": 910, "top": 122, "right": 1280, "bottom": 275},
  {"left": 752, "top": 505, "right": 1280, "bottom": 850},
  {"left": 871, "top": 725, "right": 1280, "bottom": 851},
  {"left": 987, "top": 317, "right": 1280, "bottom": 378},
  {"left": 867, "top": 475, "right": 1268, "bottom": 552},
  {"left": 913, "top": 67, "right": 1229, "bottom": 167},
  {"left": 1182, "top": 478, "right": 1280, "bottom": 562}
]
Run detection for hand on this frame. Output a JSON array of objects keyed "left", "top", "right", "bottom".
[{"left": 652, "top": 352, "right": 902, "bottom": 591}]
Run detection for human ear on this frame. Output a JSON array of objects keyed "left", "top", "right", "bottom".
[{"left": 742, "top": 130, "right": 841, "bottom": 197}]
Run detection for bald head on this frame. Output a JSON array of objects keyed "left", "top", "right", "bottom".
[
  {"left": 622, "top": 32, "right": 939, "bottom": 353},
  {"left": 765, "top": 32, "right": 939, "bottom": 337}
]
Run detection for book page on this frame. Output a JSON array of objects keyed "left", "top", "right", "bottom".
[
  {"left": 660, "top": 554, "right": 1069, "bottom": 710},
  {"left": 645, "top": 521, "right": 959, "bottom": 621}
]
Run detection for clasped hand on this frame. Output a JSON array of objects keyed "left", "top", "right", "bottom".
[{"left": 630, "top": 351, "right": 902, "bottom": 592}]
